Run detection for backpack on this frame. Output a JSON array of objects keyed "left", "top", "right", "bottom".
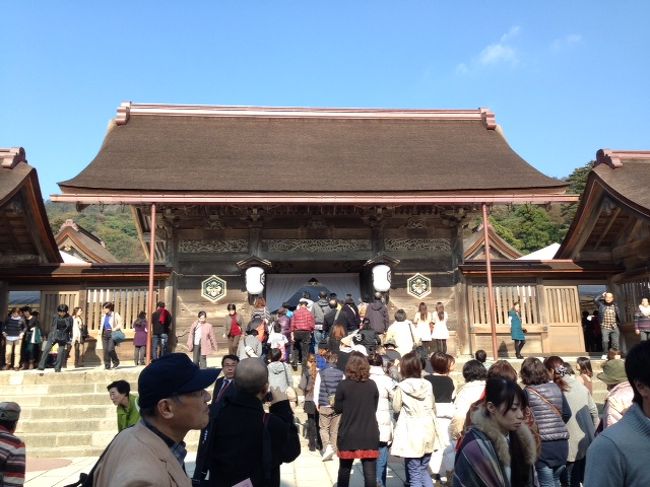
[{"left": 248, "top": 312, "right": 267, "bottom": 342}]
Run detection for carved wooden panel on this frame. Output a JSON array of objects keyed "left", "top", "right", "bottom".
[
  {"left": 178, "top": 239, "right": 248, "bottom": 253},
  {"left": 262, "top": 239, "right": 371, "bottom": 253},
  {"left": 384, "top": 238, "right": 451, "bottom": 253}
]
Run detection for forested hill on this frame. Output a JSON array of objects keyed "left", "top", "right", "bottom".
[
  {"left": 44, "top": 162, "right": 592, "bottom": 262},
  {"left": 45, "top": 202, "right": 145, "bottom": 263}
]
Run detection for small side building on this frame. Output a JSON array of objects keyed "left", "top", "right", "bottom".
[{"left": 55, "top": 219, "right": 118, "bottom": 264}]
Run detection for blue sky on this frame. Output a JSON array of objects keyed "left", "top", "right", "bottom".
[{"left": 1, "top": 1, "right": 649, "bottom": 198}]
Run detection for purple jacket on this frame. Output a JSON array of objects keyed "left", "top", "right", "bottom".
[{"left": 133, "top": 318, "right": 148, "bottom": 347}]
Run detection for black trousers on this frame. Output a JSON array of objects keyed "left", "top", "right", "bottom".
[
  {"left": 433, "top": 339, "right": 447, "bottom": 354},
  {"left": 38, "top": 340, "right": 67, "bottom": 372},
  {"left": 337, "top": 458, "right": 376, "bottom": 487},
  {"left": 102, "top": 333, "right": 119, "bottom": 368},
  {"left": 292, "top": 330, "right": 312, "bottom": 365},
  {"left": 514, "top": 339, "right": 526, "bottom": 356}
]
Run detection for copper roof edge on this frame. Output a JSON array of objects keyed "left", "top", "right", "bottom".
[
  {"left": 51, "top": 192, "right": 580, "bottom": 205},
  {"left": 115, "top": 101, "right": 498, "bottom": 127}
]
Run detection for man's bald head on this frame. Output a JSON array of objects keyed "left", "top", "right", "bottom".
[{"left": 235, "top": 358, "right": 268, "bottom": 395}]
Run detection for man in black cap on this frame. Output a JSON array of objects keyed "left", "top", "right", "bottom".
[
  {"left": 93, "top": 353, "right": 218, "bottom": 487},
  {"left": 0, "top": 401, "right": 25, "bottom": 486}
]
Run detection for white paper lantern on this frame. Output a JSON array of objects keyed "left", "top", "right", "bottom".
[
  {"left": 372, "top": 264, "right": 391, "bottom": 292},
  {"left": 245, "top": 266, "right": 265, "bottom": 295}
]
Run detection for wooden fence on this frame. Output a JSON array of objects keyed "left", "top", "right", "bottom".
[
  {"left": 469, "top": 284, "right": 540, "bottom": 326},
  {"left": 618, "top": 278, "right": 650, "bottom": 323},
  {"left": 85, "top": 287, "right": 149, "bottom": 332}
]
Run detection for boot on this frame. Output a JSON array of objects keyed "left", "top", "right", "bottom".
[{"left": 28, "top": 360, "right": 35, "bottom": 370}]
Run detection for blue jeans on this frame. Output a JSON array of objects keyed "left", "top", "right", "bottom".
[
  {"left": 152, "top": 333, "right": 168, "bottom": 359},
  {"left": 405, "top": 454, "right": 433, "bottom": 487},
  {"left": 313, "top": 329, "right": 325, "bottom": 355},
  {"left": 537, "top": 464, "right": 565, "bottom": 487},
  {"left": 602, "top": 326, "right": 620, "bottom": 352},
  {"left": 377, "top": 443, "right": 389, "bottom": 487}
]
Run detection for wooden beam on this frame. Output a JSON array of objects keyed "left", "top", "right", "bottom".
[
  {"left": 612, "top": 237, "right": 650, "bottom": 261},
  {"left": 593, "top": 207, "right": 621, "bottom": 250}
]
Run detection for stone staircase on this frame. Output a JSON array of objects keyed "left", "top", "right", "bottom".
[{"left": 1, "top": 355, "right": 610, "bottom": 458}]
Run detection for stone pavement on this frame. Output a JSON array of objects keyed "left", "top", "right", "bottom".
[{"left": 25, "top": 428, "right": 412, "bottom": 487}]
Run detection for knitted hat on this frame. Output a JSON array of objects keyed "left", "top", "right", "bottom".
[
  {"left": 597, "top": 359, "right": 627, "bottom": 385},
  {"left": 0, "top": 402, "right": 21, "bottom": 421}
]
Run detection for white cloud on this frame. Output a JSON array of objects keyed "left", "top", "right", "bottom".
[
  {"left": 456, "top": 26, "right": 521, "bottom": 74},
  {"left": 479, "top": 43, "right": 518, "bottom": 66},
  {"left": 551, "top": 34, "right": 582, "bottom": 50}
]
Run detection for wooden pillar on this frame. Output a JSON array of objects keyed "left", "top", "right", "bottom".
[
  {"left": 482, "top": 204, "right": 498, "bottom": 360},
  {"left": 146, "top": 203, "right": 157, "bottom": 364}
]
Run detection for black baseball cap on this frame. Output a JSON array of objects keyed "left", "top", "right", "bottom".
[{"left": 138, "top": 353, "right": 220, "bottom": 409}]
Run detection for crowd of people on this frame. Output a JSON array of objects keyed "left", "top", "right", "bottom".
[
  {"left": 0, "top": 301, "right": 176, "bottom": 372},
  {"left": 3, "top": 289, "right": 650, "bottom": 486}
]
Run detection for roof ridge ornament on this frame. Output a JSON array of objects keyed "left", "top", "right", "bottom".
[
  {"left": 596, "top": 148, "right": 650, "bottom": 169},
  {"left": 479, "top": 108, "right": 497, "bottom": 130},
  {"left": 115, "top": 102, "right": 131, "bottom": 125},
  {"left": 0, "top": 147, "right": 27, "bottom": 169}
]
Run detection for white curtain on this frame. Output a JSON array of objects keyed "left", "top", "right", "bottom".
[{"left": 266, "top": 273, "right": 360, "bottom": 311}]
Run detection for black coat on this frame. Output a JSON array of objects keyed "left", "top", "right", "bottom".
[
  {"left": 208, "top": 390, "right": 300, "bottom": 487},
  {"left": 334, "top": 379, "right": 379, "bottom": 452},
  {"left": 340, "top": 305, "right": 360, "bottom": 332},
  {"left": 48, "top": 315, "right": 73, "bottom": 343}
]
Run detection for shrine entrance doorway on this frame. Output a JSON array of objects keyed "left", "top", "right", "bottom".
[{"left": 265, "top": 273, "right": 361, "bottom": 311}]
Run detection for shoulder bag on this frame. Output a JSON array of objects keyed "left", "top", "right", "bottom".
[{"left": 111, "top": 329, "right": 126, "bottom": 344}]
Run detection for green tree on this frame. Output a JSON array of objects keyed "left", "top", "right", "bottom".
[{"left": 559, "top": 161, "right": 593, "bottom": 238}]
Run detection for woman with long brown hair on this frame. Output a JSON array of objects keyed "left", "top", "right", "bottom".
[
  {"left": 431, "top": 302, "right": 449, "bottom": 353},
  {"left": 299, "top": 353, "right": 321, "bottom": 451},
  {"left": 413, "top": 302, "right": 433, "bottom": 355},
  {"left": 334, "top": 351, "right": 380, "bottom": 487},
  {"left": 328, "top": 322, "right": 347, "bottom": 354}
]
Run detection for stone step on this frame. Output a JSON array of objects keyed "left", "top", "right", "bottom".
[
  {"left": 2, "top": 393, "right": 111, "bottom": 407},
  {"left": 17, "top": 418, "right": 117, "bottom": 433},
  {"left": 19, "top": 405, "right": 115, "bottom": 420},
  {"left": 0, "top": 367, "right": 142, "bottom": 385}
]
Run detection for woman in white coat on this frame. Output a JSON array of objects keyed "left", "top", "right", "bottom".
[
  {"left": 369, "top": 353, "right": 397, "bottom": 487},
  {"left": 431, "top": 302, "right": 449, "bottom": 354},
  {"left": 391, "top": 351, "right": 437, "bottom": 487}
]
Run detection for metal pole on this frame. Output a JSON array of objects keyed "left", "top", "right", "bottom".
[
  {"left": 482, "top": 203, "right": 499, "bottom": 360},
  {"left": 146, "top": 203, "right": 157, "bottom": 364}
]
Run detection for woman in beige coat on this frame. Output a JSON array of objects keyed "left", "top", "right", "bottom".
[{"left": 391, "top": 352, "right": 437, "bottom": 487}]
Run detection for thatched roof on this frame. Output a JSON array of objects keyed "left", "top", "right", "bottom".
[
  {"left": 0, "top": 147, "right": 62, "bottom": 264},
  {"left": 59, "top": 103, "right": 566, "bottom": 197}
]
